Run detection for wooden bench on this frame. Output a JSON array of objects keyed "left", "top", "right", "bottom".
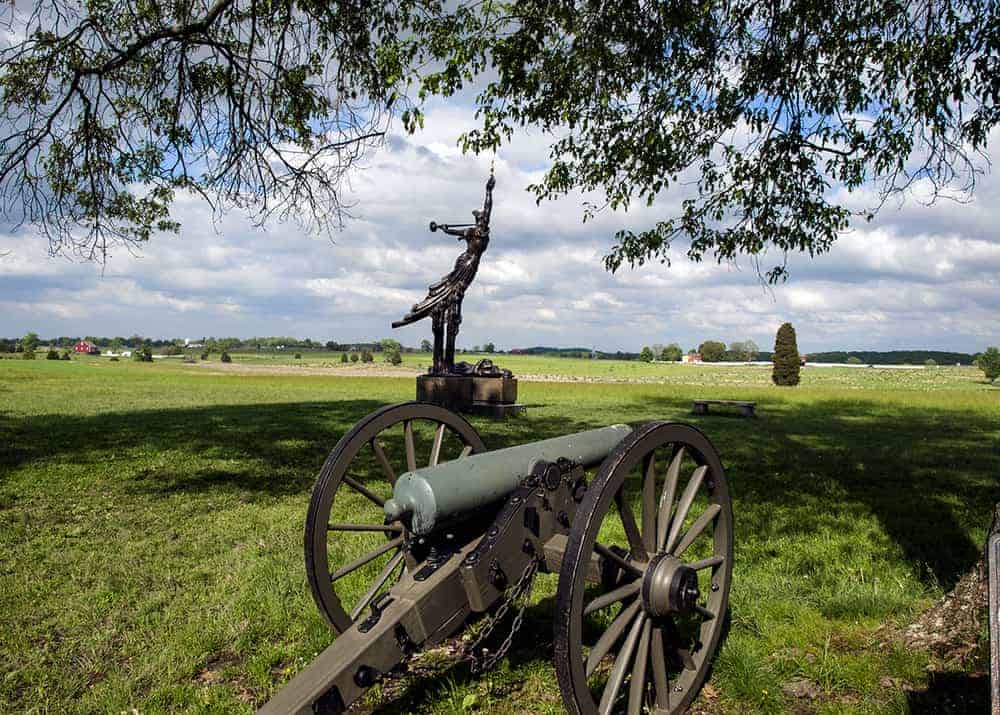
[{"left": 692, "top": 399, "right": 756, "bottom": 417}]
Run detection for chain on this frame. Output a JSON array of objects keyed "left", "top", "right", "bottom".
[{"left": 464, "top": 555, "right": 540, "bottom": 674}]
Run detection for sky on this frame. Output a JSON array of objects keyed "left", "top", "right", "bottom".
[{"left": 1, "top": 102, "right": 998, "bottom": 354}]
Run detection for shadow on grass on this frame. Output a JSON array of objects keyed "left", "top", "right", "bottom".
[
  {"left": 0, "top": 399, "right": 598, "bottom": 499},
  {"left": 906, "top": 670, "right": 990, "bottom": 713},
  {"left": 633, "top": 394, "right": 1000, "bottom": 591},
  {"left": 2, "top": 394, "right": 996, "bottom": 583}
]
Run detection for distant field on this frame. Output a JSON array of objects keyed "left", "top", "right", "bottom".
[
  {"left": 180, "top": 348, "right": 990, "bottom": 391},
  {"left": 1, "top": 358, "right": 997, "bottom": 713}
]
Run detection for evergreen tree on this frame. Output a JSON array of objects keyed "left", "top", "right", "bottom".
[
  {"left": 772, "top": 323, "right": 801, "bottom": 386},
  {"left": 978, "top": 347, "right": 1000, "bottom": 382}
]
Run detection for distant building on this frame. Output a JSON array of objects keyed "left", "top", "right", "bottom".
[
  {"left": 682, "top": 352, "right": 702, "bottom": 364},
  {"left": 73, "top": 340, "right": 100, "bottom": 355}
]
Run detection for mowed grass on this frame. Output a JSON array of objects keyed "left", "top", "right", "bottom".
[{"left": 1, "top": 358, "right": 997, "bottom": 714}]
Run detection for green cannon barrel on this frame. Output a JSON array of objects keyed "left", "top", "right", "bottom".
[{"left": 384, "top": 424, "right": 631, "bottom": 535}]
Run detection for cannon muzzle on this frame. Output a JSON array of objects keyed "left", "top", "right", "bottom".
[{"left": 384, "top": 424, "right": 631, "bottom": 534}]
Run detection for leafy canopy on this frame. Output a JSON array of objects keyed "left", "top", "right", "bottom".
[
  {"left": 1, "top": 1, "right": 997, "bottom": 276},
  {"left": 434, "top": 0, "right": 999, "bottom": 280}
]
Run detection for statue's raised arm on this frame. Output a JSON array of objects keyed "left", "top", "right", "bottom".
[{"left": 480, "top": 172, "right": 495, "bottom": 229}]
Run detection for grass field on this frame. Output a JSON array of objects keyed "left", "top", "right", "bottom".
[{"left": 1, "top": 357, "right": 997, "bottom": 714}]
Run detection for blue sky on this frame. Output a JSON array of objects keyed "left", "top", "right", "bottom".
[{"left": 1, "top": 101, "right": 998, "bottom": 353}]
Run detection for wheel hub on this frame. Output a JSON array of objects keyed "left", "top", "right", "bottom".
[{"left": 642, "top": 553, "right": 700, "bottom": 617}]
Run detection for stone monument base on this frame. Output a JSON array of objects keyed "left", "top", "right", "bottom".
[{"left": 416, "top": 374, "right": 522, "bottom": 417}]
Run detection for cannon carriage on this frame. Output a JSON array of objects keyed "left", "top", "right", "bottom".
[{"left": 261, "top": 403, "right": 733, "bottom": 714}]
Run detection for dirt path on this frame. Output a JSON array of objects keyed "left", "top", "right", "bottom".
[
  {"left": 194, "top": 361, "right": 421, "bottom": 378},
  {"left": 193, "top": 361, "right": 693, "bottom": 385}
]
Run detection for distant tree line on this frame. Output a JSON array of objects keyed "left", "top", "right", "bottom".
[
  {"left": 807, "top": 350, "right": 975, "bottom": 365},
  {"left": 1, "top": 334, "right": 983, "bottom": 368}
]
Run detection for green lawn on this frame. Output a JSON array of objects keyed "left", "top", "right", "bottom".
[{"left": 1, "top": 359, "right": 996, "bottom": 713}]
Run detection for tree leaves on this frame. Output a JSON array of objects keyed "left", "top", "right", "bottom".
[
  {"left": 2, "top": 0, "right": 996, "bottom": 275},
  {"left": 0, "top": 0, "right": 440, "bottom": 260},
  {"left": 423, "top": 0, "right": 998, "bottom": 280}
]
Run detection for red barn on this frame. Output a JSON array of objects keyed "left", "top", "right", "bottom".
[{"left": 74, "top": 340, "right": 100, "bottom": 354}]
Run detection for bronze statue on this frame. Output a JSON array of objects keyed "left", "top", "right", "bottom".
[{"left": 393, "top": 171, "right": 495, "bottom": 374}]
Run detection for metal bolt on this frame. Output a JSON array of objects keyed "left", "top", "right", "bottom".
[
  {"left": 711, "top": 583, "right": 720, "bottom": 592},
  {"left": 354, "top": 665, "right": 378, "bottom": 688},
  {"left": 673, "top": 685, "right": 684, "bottom": 692}
]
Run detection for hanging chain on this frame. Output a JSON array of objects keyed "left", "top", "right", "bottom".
[{"left": 464, "top": 555, "right": 540, "bottom": 675}]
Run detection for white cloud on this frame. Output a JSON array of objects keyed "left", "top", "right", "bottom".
[{"left": 1, "top": 105, "right": 998, "bottom": 352}]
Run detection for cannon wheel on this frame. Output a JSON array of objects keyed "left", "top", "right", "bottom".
[
  {"left": 554, "top": 422, "right": 733, "bottom": 714},
  {"left": 305, "top": 402, "right": 486, "bottom": 633}
]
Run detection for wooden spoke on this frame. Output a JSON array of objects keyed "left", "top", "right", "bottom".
[
  {"left": 641, "top": 452, "right": 656, "bottom": 553},
  {"left": 584, "top": 580, "right": 640, "bottom": 616},
  {"left": 305, "top": 402, "right": 485, "bottom": 635},
  {"left": 586, "top": 600, "right": 641, "bottom": 677},
  {"left": 664, "top": 465, "right": 707, "bottom": 554},
  {"left": 627, "top": 619, "right": 651, "bottom": 715},
  {"left": 594, "top": 542, "right": 643, "bottom": 578},
  {"left": 458, "top": 444, "right": 474, "bottom": 459},
  {"left": 553, "top": 423, "right": 732, "bottom": 715},
  {"left": 687, "top": 554, "right": 725, "bottom": 571},
  {"left": 615, "top": 490, "right": 647, "bottom": 561},
  {"left": 403, "top": 420, "right": 416, "bottom": 473},
  {"left": 341, "top": 475, "right": 385, "bottom": 508},
  {"left": 350, "top": 551, "right": 404, "bottom": 620},
  {"left": 369, "top": 439, "right": 396, "bottom": 484},
  {"left": 330, "top": 537, "right": 403, "bottom": 583},
  {"left": 677, "top": 648, "right": 697, "bottom": 671},
  {"left": 650, "top": 627, "right": 670, "bottom": 711},
  {"left": 656, "top": 447, "right": 685, "bottom": 550},
  {"left": 428, "top": 422, "right": 446, "bottom": 467},
  {"left": 598, "top": 612, "right": 646, "bottom": 715},
  {"left": 672, "top": 503, "right": 722, "bottom": 558},
  {"left": 327, "top": 522, "right": 402, "bottom": 533}
]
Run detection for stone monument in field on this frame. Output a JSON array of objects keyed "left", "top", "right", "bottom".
[{"left": 393, "top": 170, "right": 520, "bottom": 416}]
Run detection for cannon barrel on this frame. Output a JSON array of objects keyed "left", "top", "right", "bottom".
[{"left": 384, "top": 424, "right": 631, "bottom": 534}]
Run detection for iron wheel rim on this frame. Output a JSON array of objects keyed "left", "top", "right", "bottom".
[
  {"left": 304, "top": 401, "right": 486, "bottom": 633},
  {"left": 555, "top": 421, "right": 733, "bottom": 714}
]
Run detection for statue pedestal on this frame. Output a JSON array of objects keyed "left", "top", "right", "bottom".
[{"left": 417, "top": 374, "right": 522, "bottom": 417}]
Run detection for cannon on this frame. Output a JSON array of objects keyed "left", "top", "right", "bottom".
[{"left": 261, "top": 403, "right": 733, "bottom": 714}]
